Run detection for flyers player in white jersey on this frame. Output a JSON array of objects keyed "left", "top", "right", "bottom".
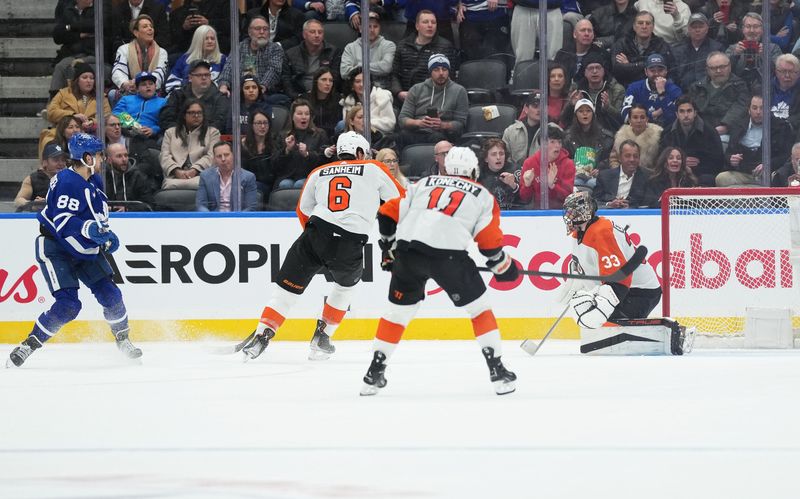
[
  {"left": 561, "top": 191, "right": 661, "bottom": 330},
  {"left": 360, "top": 147, "right": 520, "bottom": 396},
  {"left": 238, "top": 132, "right": 405, "bottom": 361}
]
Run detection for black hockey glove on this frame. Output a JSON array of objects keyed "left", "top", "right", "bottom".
[
  {"left": 487, "top": 251, "right": 519, "bottom": 282},
  {"left": 378, "top": 238, "right": 396, "bottom": 272}
]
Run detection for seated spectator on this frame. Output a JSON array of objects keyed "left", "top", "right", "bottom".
[
  {"left": 160, "top": 99, "right": 221, "bottom": 189},
  {"left": 725, "top": 13, "right": 782, "bottom": 90},
  {"left": 244, "top": 0, "right": 304, "bottom": 51},
  {"left": 688, "top": 51, "right": 749, "bottom": 145},
  {"left": 621, "top": 53, "right": 682, "bottom": 129},
  {"left": 519, "top": 124, "right": 575, "bottom": 209},
  {"left": 274, "top": 98, "right": 329, "bottom": 189},
  {"left": 546, "top": 62, "right": 570, "bottom": 127},
  {"left": 302, "top": 66, "right": 342, "bottom": 139},
  {"left": 103, "top": 143, "right": 155, "bottom": 210},
  {"left": 50, "top": 0, "right": 96, "bottom": 98},
  {"left": 634, "top": 0, "right": 690, "bottom": 45},
  {"left": 396, "top": 54, "right": 468, "bottom": 149},
  {"left": 770, "top": 54, "right": 800, "bottom": 132},
  {"left": 282, "top": 19, "right": 343, "bottom": 100},
  {"left": 613, "top": 103, "right": 663, "bottom": 173},
  {"left": 197, "top": 142, "right": 259, "bottom": 211},
  {"left": 612, "top": 10, "right": 676, "bottom": 87},
  {"left": 660, "top": 95, "right": 726, "bottom": 186},
  {"left": 642, "top": 146, "right": 698, "bottom": 208},
  {"left": 165, "top": 25, "right": 227, "bottom": 95},
  {"left": 564, "top": 98, "right": 615, "bottom": 173},
  {"left": 555, "top": 19, "right": 609, "bottom": 83},
  {"left": 375, "top": 147, "right": 407, "bottom": 188},
  {"left": 510, "top": 1, "right": 562, "bottom": 64},
  {"left": 300, "top": 0, "right": 348, "bottom": 22},
  {"left": 170, "top": 0, "right": 231, "bottom": 56},
  {"left": 593, "top": 139, "right": 650, "bottom": 208},
  {"left": 160, "top": 60, "right": 231, "bottom": 132},
  {"left": 391, "top": 10, "right": 457, "bottom": 101},
  {"left": 111, "top": 15, "right": 169, "bottom": 97},
  {"left": 588, "top": 0, "right": 636, "bottom": 50},
  {"left": 702, "top": 0, "right": 751, "bottom": 47},
  {"left": 429, "top": 140, "right": 453, "bottom": 177},
  {"left": 338, "top": 103, "right": 389, "bottom": 149},
  {"left": 340, "top": 11, "right": 396, "bottom": 90},
  {"left": 717, "top": 94, "right": 795, "bottom": 187},
  {"left": 561, "top": 52, "right": 626, "bottom": 132},
  {"left": 236, "top": 75, "right": 272, "bottom": 134},
  {"left": 340, "top": 67, "right": 396, "bottom": 136},
  {"left": 453, "top": 0, "right": 511, "bottom": 62},
  {"left": 502, "top": 92, "right": 542, "bottom": 168},
  {"left": 105, "top": 114, "right": 125, "bottom": 146},
  {"left": 241, "top": 109, "right": 276, "bottom": 199},
  {"left": 769, "top": 0, "right": 794, "bottom": 53},
  {"left": 672, "top": 13, "right": 725, "bottom": 91},
  {"left": 478, "top": 138, "right": 522, "bottom": 210},
  {"left": 110, "top": 0, "right": 170, "bottom": 63},
  {"left": 44, "top": 62, "right": 111, "bottom": 150},
  {"left": 772, "top": 142, "right": 800, "bottom": 187},
  {"left": 218, "top": 16, "right": 285, "bottom": 105},
  {"left": 14, "top": 143, "right": 67, "bottom": 211}
]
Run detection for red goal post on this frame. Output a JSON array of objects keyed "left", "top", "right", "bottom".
[{"left": 661, "top": 187, "right": 800, "bottom": 340}]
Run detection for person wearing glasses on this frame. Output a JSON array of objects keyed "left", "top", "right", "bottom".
[
  {"left": 159, "top": 60, "right": 231, "bottom": 132},
  {"left": 687, "top": 51, "right": 748, "bottom": 146},
  {"left": 770, "top": 54, "right": 800, "bottom": 132},
  {"left": 375, "top": 148, "right": 407, "bottom": 187},
  {"left": 160, "top": 99, "right": 221, "bottom": 190}
]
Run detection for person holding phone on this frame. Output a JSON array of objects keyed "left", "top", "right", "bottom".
[
  {"left": 633, "top": 0, "right": 690, "bottom": 44},
  {"left": 397, "top": 53, "right": 468, "bottom": 150}
]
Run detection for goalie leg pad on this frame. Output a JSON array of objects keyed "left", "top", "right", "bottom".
[
  {"left": 570, "top": 284, "right": 620, "bottom": 329},
  {"left": 580, "top": 318, "right": 686, "bottom": 355}
]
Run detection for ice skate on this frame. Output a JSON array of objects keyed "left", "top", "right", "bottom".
[
  {"left": 7, "top": 336, "right": 42, "bottom": 368},
  {"left": 482, "top": 347, "right": 516, "bottom": 395},
  {"left": 308, "top": 320, "right": 335, "bottom": 361},
  {"left": 242, "top": 328, "right": 276, "bottom": 362},
  {"left": 360, "top": 351, "right": 388, "bottom": 396},
  {"left": 115, "top": 330, "right": 142, "bottom": 360}
]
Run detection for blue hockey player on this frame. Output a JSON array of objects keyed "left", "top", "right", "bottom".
[{"left": 7, "top": 133, "right": 142, "bottom": 368}]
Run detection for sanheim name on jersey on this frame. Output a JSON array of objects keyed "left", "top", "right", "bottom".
[
  {"left": 424, "top": 176, "right": 483, "bottom": 196},
  {"left": 319, "top": 164, "right": 365, "bottom": 177}
]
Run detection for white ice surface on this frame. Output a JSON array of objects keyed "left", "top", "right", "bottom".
[{"left": 1, "top": 340, "right": 799, "bottom": 499}]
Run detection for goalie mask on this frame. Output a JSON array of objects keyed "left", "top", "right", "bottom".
[
  {"left": 563, "top": 191, "right": 596, "bottom": 234},
  {"left": 444, "top": 146, "right": 479, "bottom": 181},
  {"left": 68, "top": 133, "right": 104, "bottom": 174},
  {"left": 336, "top": 131, "right": 370, "bottom": 159}
]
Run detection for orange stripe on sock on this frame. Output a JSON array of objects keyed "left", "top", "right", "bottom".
[
  {"left": 375, "top": 318, "right": 405, "bottom": 344},
  {"left": 322, "top": 302, "right": 347, "bottom": 325},
  {"left": 260, "top": 307, "right": 286, "bottom": 330},
  {"left": 471, "top": 310, "right": 498, "bottom": 337}
]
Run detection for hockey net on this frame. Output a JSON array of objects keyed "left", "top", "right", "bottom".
[{"left": 661, "top": 188, "right": 800, "bottom": 346}]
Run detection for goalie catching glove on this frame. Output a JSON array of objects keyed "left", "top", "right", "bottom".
[
  {"left": 570, "top": 284, "right": 620, "bottom": 329},
  {"left": 378, "top": 237, "right": 396, "bottom": 272},
  {"left": 486, "top": 250, "right": 519, "bottom": 282}
]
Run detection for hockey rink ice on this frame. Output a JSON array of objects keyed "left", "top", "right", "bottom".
[{"left": 1, "top": 339, "right": 798, "bottom": 499}]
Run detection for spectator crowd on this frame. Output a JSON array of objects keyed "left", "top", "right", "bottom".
[{"left": 16, "top": 0, "right": 800, "bottom": 212}]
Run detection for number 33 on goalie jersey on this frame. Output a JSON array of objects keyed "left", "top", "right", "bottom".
[
  {"left": 572, "top": 217, "right": 660, "bottom": 290},
  {"left": 296, "top": 159, "right": 404, "bottom": 236},
  {"left": 380, "top": 175, "right": 504, "bottom": 252}
]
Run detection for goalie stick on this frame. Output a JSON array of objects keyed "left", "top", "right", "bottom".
[{"left": 479, "top": 245, "right": 648, "bottom": 283}]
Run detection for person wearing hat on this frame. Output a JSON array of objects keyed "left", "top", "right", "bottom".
[
  {"left": 621, "top": 53, "right": 682, "bottom": 128},
  {"left": 671, "top": 13, "right": 724, "bottom": 91},
  {"left": 519, "top": 123, "right": 576, "bottom": 209},
  {"left": 160, "top": 59, "right": 231, "bottom": 132},
  {"left": 113, "top": 72, "right": 168, "bottom": 140},
  {"left": 611, "top": 10, "right": 676, "bottom": 87},
  {"left": 397, "top": 53, "right": 468, "bottom": 149},
  {"left": 555, "top": 19, "right": 609, "bottom": 83},
  {"left": 502, "top": 92, "right": 543, "bottom": 168},
  {"left": 565, "top": 98, "right": 615, "bottom": 174},
  {"left": 14, "top": 143, "right": 68, "bottom": 211},
  {"left": 633, "top": 0, "right": 690, "bottom": 44},
  {"left": 561, "top": 51, "right": 626, "bottom": 132},
  {"left": 340, "top": 10, "right": 397, "bottom": 90},
  {"left": 111, "top": 14, "right": 168, "bottom": 95}
]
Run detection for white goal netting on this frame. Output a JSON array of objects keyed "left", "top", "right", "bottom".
[{"left": 662, "top": 188, "right": 800, "bottom": 344}]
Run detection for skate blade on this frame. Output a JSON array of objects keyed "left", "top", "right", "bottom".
[
  {"left": 493, "top": 380, "right": 516, "bottom": 395},
  {"left": 308, "top": 349, "right": 332, "bottom": 361},
  {"left": 359, "top": 383, "right": 381, "bottom": 396},
  {"left": 6, "top": 357, "right": 20, "bottom": 369}
]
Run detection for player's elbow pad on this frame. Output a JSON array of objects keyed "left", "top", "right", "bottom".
[
  {"left": 377, "top": 213, "right": 397, "bottom": 240},
  {"left": 570, "top": 284, "right": 620, "bottom": 329}
]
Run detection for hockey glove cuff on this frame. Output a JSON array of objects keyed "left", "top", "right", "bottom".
[
  {"left": 83, "top": 221, "right": 112, "bottom": 246},
  {"left": 487, "top": 251, "right": 519, "bottom": 282},
  {"left": 105, "top": 231, "right": 120, "bottom": 253},
  {"left": 378, "top": 237, "right": 396, "bottom": 272}
]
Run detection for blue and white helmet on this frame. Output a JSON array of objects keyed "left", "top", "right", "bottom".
[{"left": 68, "top": 133, "right": 104, "bottom": 161}]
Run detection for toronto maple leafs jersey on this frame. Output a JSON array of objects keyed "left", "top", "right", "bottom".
[
  {"left": 37, "top": 168, "right": 110, "bottom": 260},
  {"left": 621, "top": 78, "right": 682, "bottom": 128}
]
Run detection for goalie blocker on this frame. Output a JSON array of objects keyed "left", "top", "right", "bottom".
[{"left": 580, "top": 318, "right": 696, "bottom": 356}]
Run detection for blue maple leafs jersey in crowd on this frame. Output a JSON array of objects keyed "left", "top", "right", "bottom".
[
  {"left": 621, "top": 78, "right": 682, "bottom": 128},
  {"left": 37, "top": 168, "right": 110, "bottom": 260}
]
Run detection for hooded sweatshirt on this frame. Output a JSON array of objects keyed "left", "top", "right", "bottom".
[
  {"left": 519, "top": 147, "right": 575, "bottom": 208},
  {"left": 398, "top": 77, "right": 468, "bottom": 136}
]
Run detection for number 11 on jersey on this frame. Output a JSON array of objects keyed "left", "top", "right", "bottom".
[{"left": 427, "top": 187, "right": 465, "bottom": 216}]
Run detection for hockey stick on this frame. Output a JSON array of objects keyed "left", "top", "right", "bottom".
[
  {"left": 210, "top": 331, "right": 255, "bottom": 355},
  {"left": 479, "top": 245, "right": 648, "bottom": 283},
  {"left": 520, "top": 304, "right": 569, "bottom": 356}
]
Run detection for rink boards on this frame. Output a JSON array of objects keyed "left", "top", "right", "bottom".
[{"left": 0, "top": 211, "right": 665, "bottom": 343}]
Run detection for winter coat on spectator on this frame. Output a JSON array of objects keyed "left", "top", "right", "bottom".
[
  {"left": 340, "top": 35, "right": 397, "bottom": 90},
  {"left": 104, "top": 161, "right": 155, "bottom": 210},
  {"left": 46, "top": 87, "right": 112, "bottom": 128},
  {"left": 218, "top": 39, "right": 283, "bottom": 94},
  {"left": 772, "top": 153, "right": 800, "bottom": 187},
  {"left": 519, "top": 147, "right": 575, "bottom": 208},
  {"left": 110, "top": 0, "right": 170, "bottom": 60},
  {"left": 165, "top": 53, "right": 227, "bottom": 95},
  {"left": 564, "top": 125, "right": 616, "bottom": 170},
  {"left": 302, "top": 91, "right": 342, "bottom": 140},
  {"left": 613, "top": 122, "right": 663, "bottom": 173},
  {"left": 160, "top": 125, "right": 221, "bottom": 189},
  {"left": 554, "top": 45, "right": 609, "bottom": 84},
  {"left": 170, "top": 0, "right": 230, "bottom": 54},
  {"left": 53, "top": 1, "right": 95, "bottom": 62},
  {"left": 398, "top": 77, "right": 469, "bottom": 137},
  {"left": 725, "top": 41, "right": 783, "bottom": 89},
  {"left": 245, "top": 2, "right": 304, "bottom": 51},
  {"left": 478, "top": 162, "right": 522, "bottom": 210},
  {"left": 672, "top": 36, "right": 725, "bottom": 91},
  {"left": 113, "top": 93, "right": 167, "bottom": 137},
  {"left": 282, "top": 42, "right": 343, "bottom": 99},
  {"left": 340, "top": 86, "right": 396, "bottom": 134},
  {"left": 701, "top": 0, "right": 751, "bottom": 46},
  {"left": 502, "top": 120, "right": 541, "bottom": 168},
  {"left": 273, "top": 128, "right": 330, "bottom": 187},
  {"left": 688, "top": 73, "right": 750, "bottom": 139},
  {"left": 561, "top": 77, "right": 626, "bottom": 132},
  {"left": 390, "top": 34, "right": 457, "bottom": 96},
  {"left": 112, "top": 41, "right": 168, "bottom": 91},
  {"left": 159, "top": 84, "right": 231, "bottom": 132},
  {"left": 396, "top": 0, "right": 452, "bottom": 21},
  {"left": 611, "top": 31, "right": 676, "bottom": 87},
  {"left": 588, "top": 0, "right": 636, "bottom": 50},
  {"left": 634, "top": 0, "right": 690, "bottom": 44},
  {"left": 621, "top": 77, "right": 683, "bottom": 128},
  {"left": 660, "top": 115, "right": 726, "bottom": 186},
  {"left": 771, "top": 76, "right": 800, "bottom": 133}
]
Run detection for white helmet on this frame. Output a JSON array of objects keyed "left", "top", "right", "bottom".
[
  {"left": 444, "top": 146, "right": 479, "bottom": 180},
  {"left": 336, "top": 131, "right": 370, "bottom": 159}
]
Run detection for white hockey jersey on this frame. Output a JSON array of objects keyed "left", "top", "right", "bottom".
[
  {"left": 297, "top": 159, "right": 404, "bottom": 236},
  {"left": 379, "top": 175, "right": 504, "bottom": 252},
  {"left": 571, "top": 217, "right": 660, "bottom": 290}
]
